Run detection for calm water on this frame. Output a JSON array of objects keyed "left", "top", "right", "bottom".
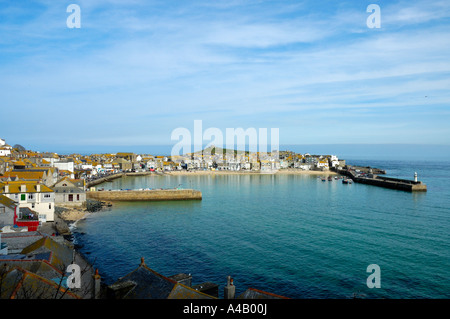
[{"left": 73, "top": 159, "right": 450, "bottom": 299}]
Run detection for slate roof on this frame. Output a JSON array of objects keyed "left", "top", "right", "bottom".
[
  {"left": 2, "top": 236, "right": 95, "bottom": 299},
  {"left": 0, "top": 231, "right": 45, "bottom": 253},
  {"left": 0, "top": 266, "right": 80, "bottom": 299},
  {"left": 237, "top": 287, "right": 289, "bottom": 299},
  {"left": 21, "top": 236, "right": 74, "bottom": 269},
  {"left": 0, "top": 257, "right": 61, "bottom": 280},
  {"left": 53, "top": 186, "right": 84, "bottom": 194},
  {"left": 0, "top": 194, "right": 16, "bottom": 209},
  {"left": 109, "top": 258, "right": 216, "bottom": 299}
]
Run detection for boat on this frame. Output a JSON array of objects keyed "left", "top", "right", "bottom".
[
  {"left": 342, "top": 178, "right": 349, "bottom": 184},
  {"left": 328, "top": 176, "right": 333, "bottom": 181}
]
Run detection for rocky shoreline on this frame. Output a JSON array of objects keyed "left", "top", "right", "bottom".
[{"left": 39, "top": 199, "right": 112, "bottom": 237}]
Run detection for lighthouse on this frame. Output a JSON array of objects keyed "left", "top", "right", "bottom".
[{"left": 414, "top": 172, "right": 418, "bottom": 182}]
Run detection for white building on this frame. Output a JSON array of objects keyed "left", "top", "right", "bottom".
[
  {"left": 0, "top": 181, "right": 55, "bottom": 222},
  {"left": 53, "top": 160, "right": 75, "bottom": 173},
  {"left": 0, "top": 138, "right": 12, "bottom": 157},
  {"left": 329, "top": 155, "right": 340, "bottom": 168}
]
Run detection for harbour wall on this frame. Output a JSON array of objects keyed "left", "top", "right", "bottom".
[
  {"left": 86, "top": 189, "right": 202, "bottom": 201},
  {"left": 86, "top": 173, "right": 124, "bottom": 188},
  {"left": 86, "top": 171, "right": 164, "bottom": 188},
  {"left": 337, "top": 169, "right": 427, "bottom": 192}
]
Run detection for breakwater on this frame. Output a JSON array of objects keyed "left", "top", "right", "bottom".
[
  {"left": 86, "top": 171, "right": 164, "bottom": 188},
  {"left": 337, "top": 168, "right": 427, "bottom": 192},
  {"left": 86, "top": 173, "right": 124, "bottom": 188},
  {"left": 86, "top": 189, "right": 202, "bottom": 201}
]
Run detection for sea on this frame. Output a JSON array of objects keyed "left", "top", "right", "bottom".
[{"left": 72, "top": 148, "right": 450, "bottom": 299}]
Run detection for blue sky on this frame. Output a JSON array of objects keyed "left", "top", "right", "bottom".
[{"left": 0, "top": 0, "right": 449, "bottom": 153}]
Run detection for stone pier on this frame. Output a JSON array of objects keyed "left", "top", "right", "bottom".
[{"left": 86, "top": 189, "right": 202, "bottom": 201}]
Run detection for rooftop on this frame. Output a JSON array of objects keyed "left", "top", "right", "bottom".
[{"left": 0, "top": 181, "right": 54, "bottom": 194}]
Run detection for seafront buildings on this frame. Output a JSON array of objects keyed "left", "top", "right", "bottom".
[
  {"left": 0, "top": 137, "right": 345, "bottom": 223},
  {"left": 0, "top": 137, "right": 344, "bottom": 229},
  {"left": 0, "top": 138, "right": 344, "bottom": 181},
  {"left": 0, "top": 137, "right": 345, "bottom": 299}
]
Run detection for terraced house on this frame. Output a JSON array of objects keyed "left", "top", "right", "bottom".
[
  {"left": 0, "top": 181, "right": 55, "bottom": 223},
  {"left": 53, "top": 177, "right": 86, "bottom": 207}
]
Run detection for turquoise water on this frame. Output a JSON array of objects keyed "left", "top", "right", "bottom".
[{"left": 74, "top": 159, "right": 450, "bottom": 299}]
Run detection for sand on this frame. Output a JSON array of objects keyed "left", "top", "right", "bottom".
[
  {"left": 59, "top": 208, "right": 88, "bottom": 222},
  {"left": 163, "top": 169, "right": 338, "bottom": 176}
]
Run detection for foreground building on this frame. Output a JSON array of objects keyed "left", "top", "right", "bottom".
[
  {"left": 0, "top": 181, "right": 55, "bottom": 222},
  {"left": 53, "top": 177, "right": 86, "bottom": 207}
]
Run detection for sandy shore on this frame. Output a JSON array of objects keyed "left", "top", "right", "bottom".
[
  {"left": 59, "top": 208, "right": 88, "bottom": 222},
  {"left": 164, "top": 169, "right": 338, "bottom": 176},
  {"left": 37, "top": 207, "right": 90, "bottom": 236}
]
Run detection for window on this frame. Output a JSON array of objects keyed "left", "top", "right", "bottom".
[
  {"left": 77, "top": 194, "right": 80, "bottom": 201},
  {"left": 28, "top": 194, "right": 34, "bottom": 200},
  {"left": 0, "top": 207, "right": 5, "bottom": 214},
  {"left": 49, "top": 204, "right": 51, "bottom": 209},
  {"left": 44, "top": 194, "right": 51, "bottom": 198},
  {"left": 32, "top": 203, "right": 35, "bottom": 209},
  {"left": 68, "top": 194, "right": 74, "bottom": 202},
  {"left": 21, "top": 194, "right": 26, "bottom": 201}
]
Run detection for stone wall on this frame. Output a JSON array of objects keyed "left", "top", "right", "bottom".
[{"left": 86, "top": 189, "right": 202, "bottom": 201}]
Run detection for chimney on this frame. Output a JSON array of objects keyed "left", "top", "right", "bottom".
[
  {"left": 93, "top": 269, "right": 102, "bottom": 299},
  {"left": 224, "top": 276, "right": 235, "bottom": 299}
]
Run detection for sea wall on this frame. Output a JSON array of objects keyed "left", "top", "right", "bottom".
[
  {"left": 86, "top": 189, "right": 202, "bottom": 201},
  {"left": 86, "top": 173, "right": 124, "bottom": 188},
  {"left": 337, "top": 169, "right": 427, "bottom": 192}
]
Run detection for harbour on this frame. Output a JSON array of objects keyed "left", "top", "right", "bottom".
[
  {"left": 336, "top": 166, "right": 427, "bottom": 192},
  {"left": 72, "top": 158, "right": 450, "bottom": 299}
]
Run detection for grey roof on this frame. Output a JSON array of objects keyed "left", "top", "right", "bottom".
[
  {"left": 0, "top": 231, "right": 44, "bottom": 252},
  {"left": 237, "top": 288, "right": 289, "bottom": 299},
  {"left": 53, "top": 186, "right": 84, "bottom": 193},
  {"left": 109, "top": 259, "right": 215, "bottom": 299},
  {"left": 0, "top": 266, "right": 80, "bottom": 299}
]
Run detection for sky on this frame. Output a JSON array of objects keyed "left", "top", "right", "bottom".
[{"left": 0, "top": 0, "right": 449, "bottom": 154}]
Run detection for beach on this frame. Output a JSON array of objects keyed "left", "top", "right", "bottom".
[
  {"left": 39, "top": 200, "right": 113, "bottom": 236},
  {"left": 163, "top": 169, "right": 338, "bottom": 176}
]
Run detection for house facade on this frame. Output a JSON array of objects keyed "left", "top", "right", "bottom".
[
  {"left": 0, "top": 194, "right": 17, "bottom": 229},
  {"left": 53, "top": 178, "right": 86, "bottom": 207},
  {"left": 0, "top": 181, "right": 55, "bottom": 222},
  {"left": 0, "top": 138, "right": 12, "bottom": 157}
]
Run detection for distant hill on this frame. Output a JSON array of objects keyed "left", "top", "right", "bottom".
[
  {"left": 13, "top": 144, "right": 26, "bottom": 151},
  {"left": 191, "top": 146, "right": 251, "bottom": 156}
]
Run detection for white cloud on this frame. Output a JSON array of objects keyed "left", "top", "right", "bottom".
[{"left": 1, "top": 0, "right": 449, "bottom": 146}]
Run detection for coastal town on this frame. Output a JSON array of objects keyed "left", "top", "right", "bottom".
[
  {"left": 0, "top": 137, "right": 427, "bottom": 299},
  {"left": 0, "top": 137, "right": 346, "bottom": 299},
  {"left": 1, "top": 137, "right": 348, "bottom": 223}
]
